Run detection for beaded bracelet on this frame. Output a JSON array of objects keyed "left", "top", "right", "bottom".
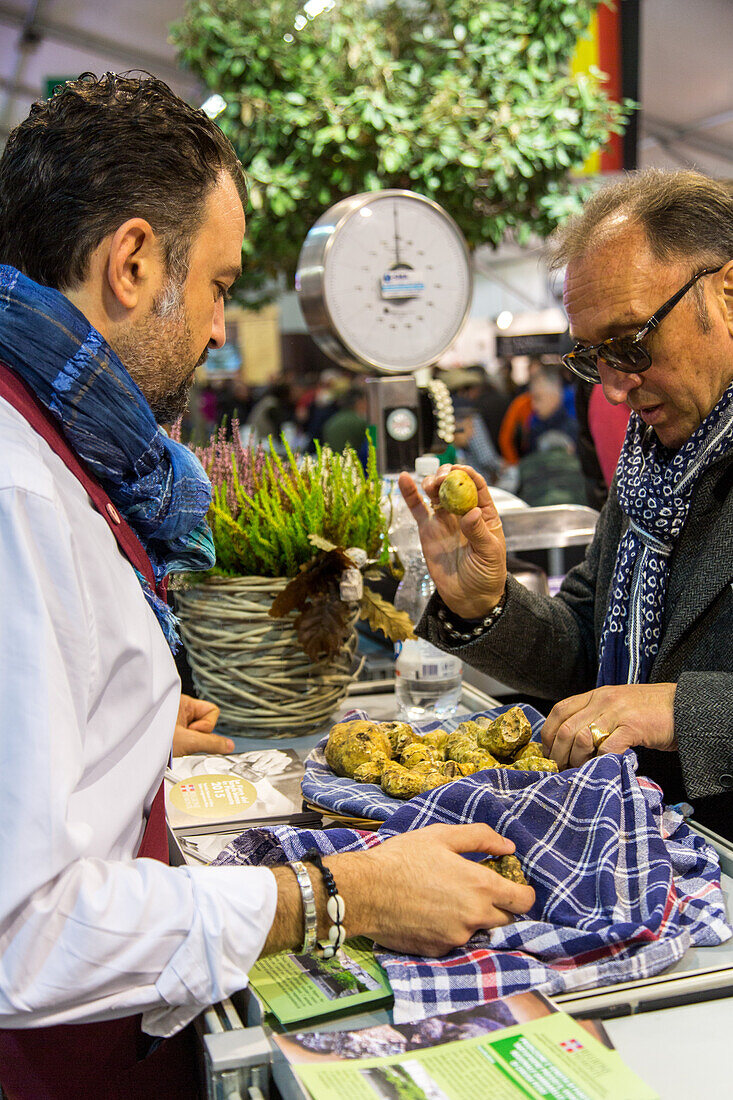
[
  {"left": 288, "top": 860, "right": 318, "bottom": 955},
  {"left": 304, "top": 848, "right": 346, "bottom": 959},
  {"left": 436, "top": 589, "right": 507, "bottom": 644}
]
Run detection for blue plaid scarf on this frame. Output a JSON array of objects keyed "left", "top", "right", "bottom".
[
  {"left": 597, "top": 382, "right": 733, "bottom": 686},
  {"left": 0, "top": 265, "right": 215, "bottom": 652}
]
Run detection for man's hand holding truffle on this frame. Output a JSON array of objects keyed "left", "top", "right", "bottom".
[{"left": 398, "top": 463, "right": 507, "bottom": 620}]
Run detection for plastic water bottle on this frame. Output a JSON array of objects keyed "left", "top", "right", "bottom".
[{"left": 391, "top": 456, "right": 463, "bottom": 722}]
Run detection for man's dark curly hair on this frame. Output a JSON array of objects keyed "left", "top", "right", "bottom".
[{"left": 0, "top": 72, "right": 247, "bottom": 290}]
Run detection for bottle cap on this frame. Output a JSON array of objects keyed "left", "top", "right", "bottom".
[{"left": 414, "top": 454, "right": 440, "bottom": 479}]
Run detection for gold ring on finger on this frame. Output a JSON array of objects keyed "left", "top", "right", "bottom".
[{"left": 588, "top": 722, "right": 611, "bottom": 751}]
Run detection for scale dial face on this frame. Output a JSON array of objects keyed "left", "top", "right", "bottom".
[
  {"left": 297, "top": 191, "right": 472, "bottom": 374},
  {"left": 385, "top": 407, "right": 419, "bottom": 442}
]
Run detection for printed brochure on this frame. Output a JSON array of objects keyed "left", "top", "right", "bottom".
[
  {"left": 164, "top": 747, "right": 321, "bottom": 835},
  {"left": 248, "top": 936, "right": 393, "bottom": 1026},
  {"left": 273, "top": 992, "right": 657, "bottom": 1100}
]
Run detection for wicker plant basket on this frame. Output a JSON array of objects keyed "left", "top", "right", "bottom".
[{"left": 175, "top": 575, "right": 363, "bottom": 738}]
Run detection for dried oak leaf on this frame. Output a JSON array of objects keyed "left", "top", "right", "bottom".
[
  {"left": 295, "top": 593, "right": 351, "bottom": 660},
  {"left": 269, "top": 548, "right": 352, "bottom": 618},
  {"left": 360, "top": 586, "right": 416, "bottom": 643},
  {"left": 308, "top": 534, "right": 337, "bottom": 553}
]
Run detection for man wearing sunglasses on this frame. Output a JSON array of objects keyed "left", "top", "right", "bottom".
[{"left": 401, "top": 168, "right": 733, "bottom": 834}]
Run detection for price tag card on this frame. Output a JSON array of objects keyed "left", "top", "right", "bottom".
[{"left": 380, "top": 269, "right": 424, "bottom": 299}]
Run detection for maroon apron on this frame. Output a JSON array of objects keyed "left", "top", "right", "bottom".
[{"left": 0, "top": 363, "right": 201, "bottom": 1100}]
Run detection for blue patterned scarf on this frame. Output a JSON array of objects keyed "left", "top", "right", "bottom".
[
  {"left": 0, "top": 265, "right": 215, "bottom": 652},
  {"left": 597, "top": 382, "right": 733, "bottom": 686}
]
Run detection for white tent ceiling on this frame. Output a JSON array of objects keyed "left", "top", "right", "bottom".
[
  {"left": 638, "top": 0, "right": 733, "bottom": 177},
  {"left": 0, "top": 0, "right": 200, "bottom": 139},
  {"left": 0, "top": 0, "right": 732, "bottom": 171}
]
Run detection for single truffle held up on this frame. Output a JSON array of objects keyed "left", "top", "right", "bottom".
[{"left": 438, "top": 470, "right": 479, "bottom": 516}]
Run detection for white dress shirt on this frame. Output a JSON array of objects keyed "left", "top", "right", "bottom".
[{"left": 0, "top": 396, "right": 278, "bottom": 1037}]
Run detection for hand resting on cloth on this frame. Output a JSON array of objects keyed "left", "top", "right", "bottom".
[{"left": 216, "top": 750, "right": 731, "bottom": 1023}]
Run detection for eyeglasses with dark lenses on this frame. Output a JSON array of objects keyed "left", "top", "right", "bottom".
[{"left": 562, "top": 263, "right": 725, "bottom": 384}]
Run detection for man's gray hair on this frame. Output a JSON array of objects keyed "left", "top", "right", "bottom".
[{"left": 546, "top": 168, "right": 733, "bottom": 275}]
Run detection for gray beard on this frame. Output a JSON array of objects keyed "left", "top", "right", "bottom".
[
  {"left": 147, "top": 374, "right": 194, "bottom": 423},
  {"left": 110, "top": 279, "right": 208, "bottom": 424},
  {"left": 147, "top": 345, "right": 209, "bottom": 422}
]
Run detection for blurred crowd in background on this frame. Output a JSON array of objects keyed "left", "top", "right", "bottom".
[{"left": 179, "top": 358, "right": 630, "bottom": 512}]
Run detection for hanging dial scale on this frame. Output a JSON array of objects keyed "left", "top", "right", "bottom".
[{"left": 296, "top": 189, "right": 473, "bottom": 376}]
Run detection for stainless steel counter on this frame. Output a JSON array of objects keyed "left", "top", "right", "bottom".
[{"left": 501, "top": 504, "right": 600, "bottom": 553}]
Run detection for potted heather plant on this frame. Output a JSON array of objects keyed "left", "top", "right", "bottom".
[{"left": 172, "top": 424, "right": 413, "bottom": 738}]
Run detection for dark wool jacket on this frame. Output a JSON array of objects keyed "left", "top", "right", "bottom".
[{"left": 418, "top": 453, "right": 733, "bottom": 802}]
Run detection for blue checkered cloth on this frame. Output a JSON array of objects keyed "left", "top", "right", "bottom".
[
  {"left": 216, "top": 747, "right": 731, "bottom": 1024},
  {"left": 301, "top": 705, "right": 547, "bottom": 821}
]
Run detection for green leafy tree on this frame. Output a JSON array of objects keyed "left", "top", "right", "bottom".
[{"left": 172, "top": 0, "right": 631, "bottom": 299}]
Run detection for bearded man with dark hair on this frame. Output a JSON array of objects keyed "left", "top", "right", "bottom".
[{"left": 0, "top": 73, "right": 533, "bottom": 1100}]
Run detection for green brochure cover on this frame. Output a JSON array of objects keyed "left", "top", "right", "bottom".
[
  {"left": 248, "top": 936, "right": 393, "bottom": 1026},
  {"left": 286, "top": 1008, "right": 658, "bottom": 1100}
]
